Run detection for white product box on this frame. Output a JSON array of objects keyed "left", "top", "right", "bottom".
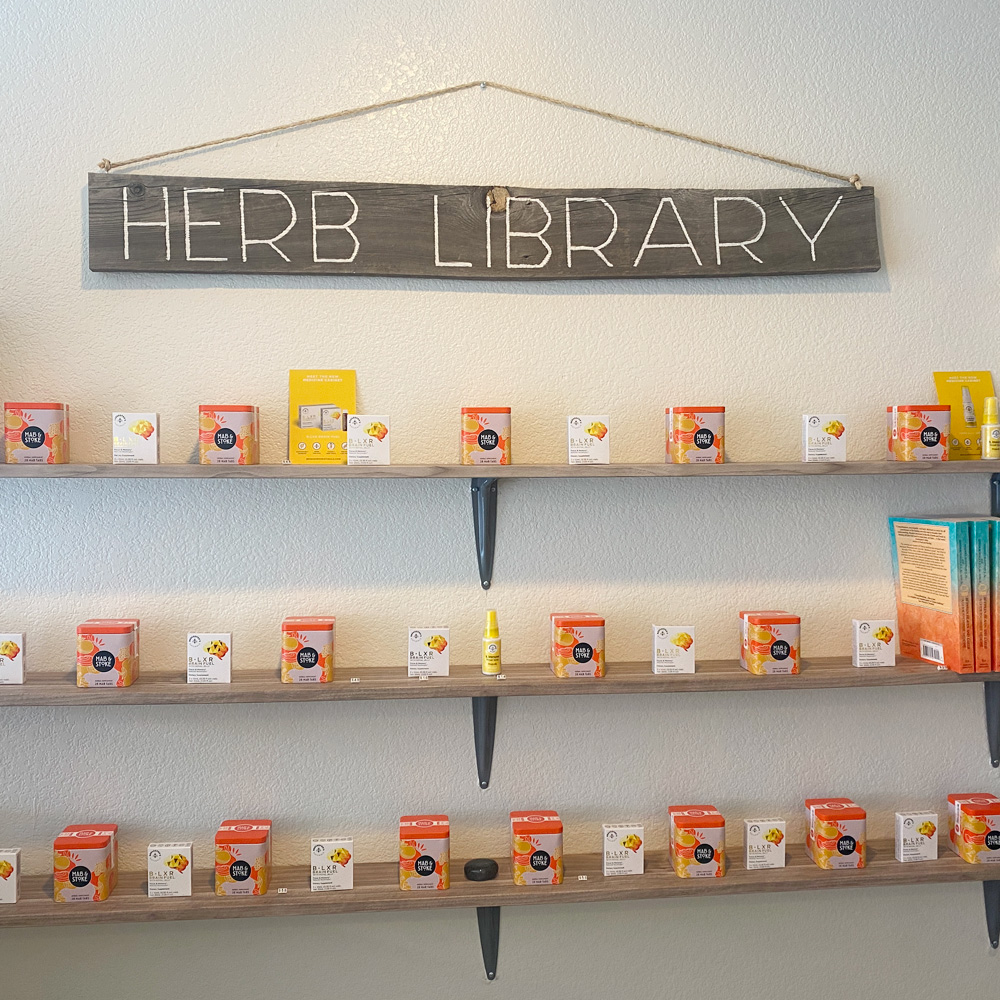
[
  {"left": 147, "top": 842, "right": 193, "bottom": 897},
  {"left": 112, "top": 412, "right": 159, "bottom": 464},
  {"left": 0, "top": 848, "right": 20, "bottom": 904},
  {"left": 408, "top": 628, "right": 450, "bottom": 677},
  {"left": 567, "top": 416, "right": 610, "bottom": 465},
  {"left": 652, "top": 626, "right": 695, "bottom": 674},
  {"left": 895, "top": 812, "right": 938, "bottom": 863},
  {"left": 186, "top": 632, "right": 232, "bottom": 683},
  {"left": 744, "top": 819, "right": 786, "bottom": 870},
  {"left": 0, "top": 633, "right": 24, "bottom": 684},
  {"left": 802, "top": 414, "right": 847, "bottom": 462},
  {"left": 852, "top": 619, "right": 896, "bottom": 667},
  {"left": 311, "top": 837, "right": 354, "bottom": 891},
  {"left": 346, "top": 415, "right": 390, "bottom": 466},
  {"left": 602, "top": 824, "right": 644, "bottom": 876}
]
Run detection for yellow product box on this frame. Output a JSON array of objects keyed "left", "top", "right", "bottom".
[
  {"left": 670, "top": 806, "right": 725, "bottom": 878},
  {"left": 666, "top": 406, "right": 724, "bottom": 464},
  {"left": 740, "top": 611, "right": 800, "bottom": 674},
  {"left": 53, "top": 827, "right": 114, "bottom": 902},
  {"left": 889, "top": 405, "right": 950, "bottom": 461},
  {"left": 4, "top": 402, "right": 69, "bottom": 464},
  {"left": 77, "top": 620, "right": 137, "bottom": 688},
  {"left": 199, "top": 405, "right": 259, "bottom": 464},
  {"left": 399, "top": 815, "right": 449, "bottom": 890},
  {"left": 288, "top": 370, "right": 357, "bottom": 464},
  {"left": 934, "top": 371, "right": 996, "bottom": 460},
  {"left": 947, "top": 793, "right": 998, "bottom": 854},
  {"left": 550, "top": 613, "right": 605, "bottom": 677},
  {"left": 0, "top": 848, "right": 20, "bottom": 904},
  {"left": 215, "top": 819, "right": 271, "bottom": 896},
  {"left": 461, "top": 407, "right": 511, "bottom": 465},
  {"left": 957, "top": 800, "right": 1000, "bottom": 864},
  {"left": 281, "top": 616, "right": 335, "bottom": 683},
  {"left": 511, "top": 811, "right": 564, "bottom": 885},
  {"left": 806, "top": 798, "right": 866, "bottom": 869}
]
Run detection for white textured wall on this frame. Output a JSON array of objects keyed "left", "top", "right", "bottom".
[{"left": 2, "top": 0, "right": 1000, "bottom": 996}]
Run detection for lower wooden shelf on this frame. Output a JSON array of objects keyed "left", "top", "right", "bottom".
[{"left": 3, "top": 842, "right": 997, "bottom": 978}]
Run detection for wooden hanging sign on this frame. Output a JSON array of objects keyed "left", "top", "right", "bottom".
[{"left": 88, "top": 171, "right": 879, "bottom": 279}]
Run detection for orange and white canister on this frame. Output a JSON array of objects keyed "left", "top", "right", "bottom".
[
  {"left": 740, "top": 611, "right": 800, "bottom": 675},
  {"left": 957, "top": 799, "right": 1000, "bottom": 864},
  {"left": 460, "top": 407, "right": 511, "bottom": 465},
  {"left": 199, "top": 405, "right": 260, "bottom": 465},
  {"left": 806, "top": 798, "right": 866, "bottom": 869},
  {"left": 550, "top": 613, "right": 605, "bottom": 677},
  {"left": 889, "top": 404, "right": 950, "bottom": 461},
  {"left": 399, "top": 815, "right": 450, "bottom": 891},
  {"left": 948, "top": 793, "right": 999, "bottom": 854},
  {"left": 510, "top": 811, "right": 564, "bottom": 885},
  {"left": 76, "top": 619, "right": 137, "bottom": 688},
  {"left": 4, "top": 402, "right": 69, "bottom": 464},
  {"left": 215, "top": 819, "right": 271, "bottom": 896},
  {"left": 666, "top": 406, "right": 725, "bottom": 464},
  {"left": 60, "top": 823, "right": 119, "bottom": 891},
  {"left": 53, "top": 827, "right": 114, "bottom": 902},
  {"left": 670, "top": 806, "right": 726, "bottom": 878},
  {"left": 280, "top": 616, "right": 335, "bottom": 683}
]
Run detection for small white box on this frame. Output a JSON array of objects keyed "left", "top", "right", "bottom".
[
  {"left": 112, "top": 412, "right": 159, "bottom": 464},
  {"left": 567, "top": 416, "right": 610, "bottom": 465},
  {"left": 802, "top": 414, "right": 847, "bottom": 462},
  {"left": 652, "top": 626, "right": 695, "bottom": 674},
  {"left": 408, "top": 628, "right": 450, "bottom": 677},
  {"left": 347, "top": 415, "right": 390, "bottom": 466},
  {"left": 744, "top": 819, "right": 786, "bottom": 870},
  {"left": 852, "top": 619, "right": 896, "bottom": 667},
  {"left": 147, "top": 842, "right": 193, "bottom": 897},
  {"left": 0, "top": 634, "right": 24, "bottom": 684},
  {"left": 187, "top": 632, "right": 232, "bottom": 683},
  {"left": 895, "top": 812, "right": 938, "bottom": 862},
  {"left": 602, "top": 824, "right": 643, "bottom": 876},
  {"left": 0, "top": 848, "right": 20, "bottom": 904},
  {"left": 311, "top": 837, "right": 354, "bottom": 891}
]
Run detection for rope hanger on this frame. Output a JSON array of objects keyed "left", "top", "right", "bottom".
[{"left": 97, "top": 80, "right": 863, "bottom": 190}]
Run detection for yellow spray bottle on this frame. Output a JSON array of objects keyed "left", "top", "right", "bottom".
[
  {"left": 982, "top": 396, "right": 1000, "bottom": 459},
  {"left": 482, "top": 610, "right": 501, "bottom": 675}
]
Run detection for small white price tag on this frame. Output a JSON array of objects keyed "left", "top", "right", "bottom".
[
  {"left": 577, "top": 875, "right": 588, "bottom": 881},
  {"left": 350, "top": 677, "right": 361, "bottom": 683},
  {"left": 276, "top": 887, "right": 288, "bottom": 894},
  {"left": 496, "top": 674, "right": 506, "bottom": 680}
]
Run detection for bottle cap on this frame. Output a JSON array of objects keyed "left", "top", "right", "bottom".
[
  {"left": 484, "top": 609, "right": 499, "bottom": 637},
  {"left": 984, "top": 397, "right": 998, "bottom": 422}
]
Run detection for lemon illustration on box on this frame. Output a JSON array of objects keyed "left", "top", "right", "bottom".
[
  {"left": 0, "top": 860, "right": 12, "bottom": 880},
  {"left": 0, "top": 633, "right": 23, "bottom": 687}
]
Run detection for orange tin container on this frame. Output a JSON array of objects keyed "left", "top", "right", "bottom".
[
  {"left": 4, "top": 402, "right": 69, "bottom": 464},
  {"left": 550, "top": 613, "right": 605, "bottom": 677},
  {"left": 510, "top": 811, "right": 564, "bottom": 885},
  {"left": 280, "top": 616, "right": 335, "bottom": 683},
  {"left": 461, "top": 407, "right": 511, "bottom": 465},
  {"left": 399, "top": 815, "right": 450, "bottom": 890},
  {"left": 666, "top": 406, "right": 725, "bottom": 464},
  {"left": 53, "top": 827, "right": 114, "bottom": 902},
  {"left": 670, "top": 806, "right": 726, "bottom": 878},
  {"left": 76, "top": 620, "right": 137, "bottom": 688},
  {"left": 215, "top": 819, "right": 271, "bottom": 896},
  {"left": 199, "top": 405, "right": 260, "bottom": 465},
  {"left": 889, "top": 404, "right": 950, "bottom": 461},
  {"left": 740, "top": 611, "right": 800, "bottom": 675},
  {"left": 807, "top": 798, "right": 866, "bottom": 869}
]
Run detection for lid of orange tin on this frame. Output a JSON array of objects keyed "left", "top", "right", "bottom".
[
  {"left": 672, "top": 807, "right": 724, "bottom": 829},
  {"left": 511, "top": 811, "right": 562, "bottom": 835},
  {"left": 219, "top": 819, "right": 271, "bottom": 831},
  {"left": 948, "top": 793, "right": 998, "bottom": 805},
  {"left": 668, "top": 406, "right": 725, "bottom": 413},
  {"left": 282, "top": 617, "right": 335, "bottom": 630},
  {"left": 806, "top": 797, "right": 855, "bottom": 810},
  {"left": 198, "top": 404, "right": 257, "bottom": 413},
  {"left": 892, "top": 404, "right": 950, "bottom": 412},
  {"left": 77, "top": 620, "right": 134, "bottom": 634},
  {"left": 746, "top": 613, "right": 800, "bottom": 625},
  {"left": 551, "top": 613, "right": 604, "bottom": 627},
  {"left": 62, "top": 823, "right": 118, "bottom": 837},
  {"left": 461, "top": 407, "right": 511, "bottom": 414},
  {"left": 669, "top": 804, "right": 716, "bottom": 817},
  {"left": 962, "top": 800, "right": 1000, "bottom": 818},
  {"left": 400, "top": 815, "right": 450, "bottom": 839},
  {"left": 813, "top": 801, "right": 865, "bottom": 821},
  {"left": 215, "top": 828, "right": 268, "bottom": 846},
  {"left": 739, "top": 610, "right": 790, "bottom": 620},
  {"left": 54, "top": 830, "right": 111, "bottom": 850},
  {"left": 5, "top": 402, "right": 68, "bottom": 410}
]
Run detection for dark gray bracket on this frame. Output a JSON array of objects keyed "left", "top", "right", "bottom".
[
  {"left": 991, "top": 472, "right": 1000, "bottom": 517},
  {"left": 986, "top": 882, "right": 1000, "bottom": 948},
  {"left": 472, "top": 696, "right": 498, "bottom": 789},
  {"left": 987, "top": 682, "right": 1000, "bottom": 768},
  {"left": 471, "top": 478, "right": 499, "bottom": 589},
  {"left": 476, "top": 905, "right": 501, "bottom": 980}
]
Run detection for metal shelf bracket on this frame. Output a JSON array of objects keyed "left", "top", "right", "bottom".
[
  {"left": 471, "top": 478, "right": 499, "bottom": 589},
  {"left": 987, "top": 682, "right": 1000, "bottom": 768},
  {"left": 472, "top": 696, "right": 498, "bottom": 789},
  {"left": 476, "top": 905, "right": 501, "bottom": 980},
  {"left": 985, "top": 881, "right": 1000, "bottom": 949}
]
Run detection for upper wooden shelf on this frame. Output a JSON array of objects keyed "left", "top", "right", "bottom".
[
  {"left": 0, "top": 840, "right": 993, "bottom": 929},
  {"left": 0, "top": 461, "right": 995, "bottom": 480},
  {"left": 0, "top": 657, "right": 991, "bottom": 708}
]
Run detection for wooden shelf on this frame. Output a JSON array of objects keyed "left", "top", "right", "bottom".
[
  {"left": 0, "top": 461, "right": 995, "bottom": 480},
  {"left": 0, "top": 657, "right": 992, "bottom": 708},
  {"left": 1, "top": 841, "right": 995, "bottom": 929}
]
